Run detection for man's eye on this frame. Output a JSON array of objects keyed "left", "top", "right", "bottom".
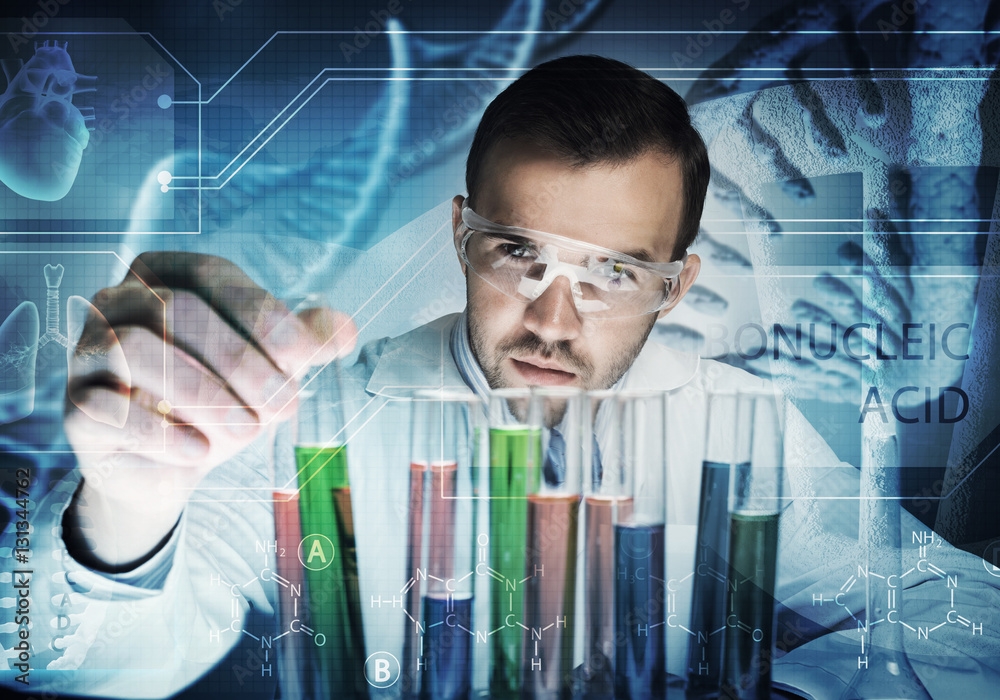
[
  {"left": 603, "top": 261, "right": 637, "bottom": 281},
  {"left": 500, "top": 242, "right": 534, "bottom": 259}
]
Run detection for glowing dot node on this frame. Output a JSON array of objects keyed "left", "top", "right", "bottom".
[
  {"left": 158, "top": 400, "right": 172, "bottom": 415},
  {"left": 160, "top": 184, "right": 169, "bottom": 193},
  {"left": 157, "top": 171, "right": 172, "bottom": 186},
  {"left": 157, "top": 95, "right": 172, "bottom": 109}
]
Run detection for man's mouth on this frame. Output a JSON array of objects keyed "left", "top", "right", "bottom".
[{"left": 510, "top": 356, "right": 578, "bottom": 386}]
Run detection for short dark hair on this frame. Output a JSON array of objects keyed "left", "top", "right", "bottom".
[{"left": 466, "top": 54, "right": 710, "bottom": 259}]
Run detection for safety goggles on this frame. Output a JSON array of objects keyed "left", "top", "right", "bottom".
[{"left": 459, "top": 207, "right": 687, "bottom": 319}]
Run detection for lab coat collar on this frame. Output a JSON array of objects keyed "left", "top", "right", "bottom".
[
  {"left": 623, "top": 333, "right": 701, "bottom": 392},
  {"left": 364, "top": 313, "right": 468, "bottom": 399}
]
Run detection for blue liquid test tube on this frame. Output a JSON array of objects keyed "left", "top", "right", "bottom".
[
  {"left": 404, "top": 389, "right": 481, "bottom": 700},
  {"left": 610, "top": 389, "right": 668, "bottom": 700},
  {"left": 686, "top": 390, "right": 746, "bottom": 699}
]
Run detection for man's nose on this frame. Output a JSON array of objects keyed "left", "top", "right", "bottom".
[{"left": 522, "top": 274, "right": 584, "bottom": 344}]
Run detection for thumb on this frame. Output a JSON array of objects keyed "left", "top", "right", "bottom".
[
  {"left": 296, "top": 307, "right": 358, "bottom": 372},
  {"left": 263, "top": 304, "right": 358, "bottom": 379}
]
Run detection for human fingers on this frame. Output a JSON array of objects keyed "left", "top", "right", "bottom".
[
  {"left": 122, "top": 252, "right": 354, "bottom": 376},
  {"left": 65, "top": 384, "right": 208, "bottom": 470},
  {"left": 72, "top": 284, "right": 301, "bottom": 424},
  {"left": 67, "top": 324, "right": 265, "bottom": 462},
  {"left": 685, "top": 0, "right": 839, "bottom": 105}
]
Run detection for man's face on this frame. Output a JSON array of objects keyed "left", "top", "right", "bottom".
[{"left": 453, "top": 139, "right": 701, "bottom": 392}]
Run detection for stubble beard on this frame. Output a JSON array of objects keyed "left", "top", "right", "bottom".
[{"left": 466, "top": 299, "right": 658, "bottom": 422}]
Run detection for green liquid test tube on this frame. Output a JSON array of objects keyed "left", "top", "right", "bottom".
[
  {"left": 488, "top": 425, "right": 541, "bottom": 698},
  {"left": 295, "top": 444, "right": 368, "bottom": 699}
]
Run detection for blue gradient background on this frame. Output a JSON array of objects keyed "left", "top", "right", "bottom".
[{"left": 1, "top": 0, "right": 998, "bottom": 697}]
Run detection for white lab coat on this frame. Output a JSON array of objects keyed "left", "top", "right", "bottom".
[{"left": 2, "top": 313, "right": 998, "bottom": 699}]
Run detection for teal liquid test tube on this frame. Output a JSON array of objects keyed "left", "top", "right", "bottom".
[{"left": 721, "top": 390, "right": 784, "bottom": 700}]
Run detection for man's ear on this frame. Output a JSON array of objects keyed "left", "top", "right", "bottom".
[
  {"left": 658, "top": 253, "right": 701, "bottom": 319},
  {"left": 452, "top": 194, "right": 467, "bottom": 274}
]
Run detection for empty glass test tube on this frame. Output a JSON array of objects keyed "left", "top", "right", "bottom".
[
  {"left": 404, "top": 389, "right": 481, "bottom": 700},
  {"left": 839, "top": 429, "right": 931, "bottom": 700}
]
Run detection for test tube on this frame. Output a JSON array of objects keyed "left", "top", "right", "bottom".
[
  {"left": 612, "top": 389, "right": 668, "bottom": 700},
  {"left": 521, "top": 387, "right": 584, "bottom": 699},
  {"left": 273, "top": 489, "right": 314, "bottom": 700},
  {"left": 720, "top": 390, "right": 784, "bottom": 700},
  {"left": 294, "top": 361, "right": 368, "bottom": 698},
  {"left": 582, "top": 390, "right": 626, "bottom": 696},
  {"left": 686, "top": 390, "right": 742, "bottom": 699},
  {"left": 487, "top": 388, "right": 541, "bottom": 698},
  {"left": 839, "top": 430, "right": 931, "bottom": 700},
  {"left": 404, "top": 389, "right": 481, "bottom": 700}
]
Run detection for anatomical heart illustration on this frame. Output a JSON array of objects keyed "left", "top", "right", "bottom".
[{"left": 0, "top": 40, "right": 96, "bottom": 201}]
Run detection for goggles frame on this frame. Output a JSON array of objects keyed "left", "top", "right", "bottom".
[{"left": 459, "top": 206, "right": 688, "bottom": 318}]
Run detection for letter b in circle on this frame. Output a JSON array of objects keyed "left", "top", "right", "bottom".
[{"left": 365, "top": 652, "right": 400, "bottom": 688}]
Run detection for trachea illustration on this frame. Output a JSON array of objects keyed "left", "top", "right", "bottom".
[
  {"left": 37, "top": 263, "right": 69, "bottom": 350},
  {"left": 0, "top": 263, "right": 77, "bottom": 423}
]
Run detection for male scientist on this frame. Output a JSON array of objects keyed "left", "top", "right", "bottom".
[{"left": 4, "top": 55, "right": 999, "bottom": 699}]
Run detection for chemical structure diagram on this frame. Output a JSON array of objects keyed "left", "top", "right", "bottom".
[
  {"left": 669, "top": 554, "right": 772, "bottom": 685},
  {"left": 207, "top": 539, "right": 328, "bottom": 684},
  {"left": 201, "top": 529, "right": 989, "bottom": 691},
  {"left": 808, "top": 529, "right": 985, "bottom": 672},
  {"left": 675, "top": 559, "right": 728, "bottom": 684},
  {"left": 373, "top": 532, "right": 772, "bottom": 688},
  {"left": 374, "top": 533, "right": 570, "bottom": 678}
]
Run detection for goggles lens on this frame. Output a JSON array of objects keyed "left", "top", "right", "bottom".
[{"left": 460, "top": 207, "right": 685, "bottom": 318}]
